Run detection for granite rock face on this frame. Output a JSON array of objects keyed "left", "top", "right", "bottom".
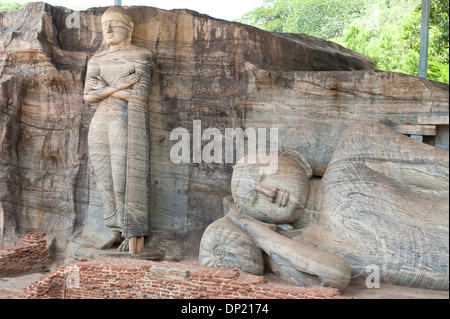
[
  {"left": 200, "top": 122, "right": 448, "bottom": 291},
  {"left": 0, "top": 3, "right": 448, "bottom": 260}
]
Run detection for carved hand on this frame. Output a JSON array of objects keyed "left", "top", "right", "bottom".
[
  {"left": 112, "top": 73, "right": 141, "bottom": 90},
  {"left": 84, "top": 73, "right": 141, "bottom": 103},
  {"left": 111, "top": 89, "right": 134, "bottom": 101},
  {"left": 229, "top": 212, "right": 352, "bottom": 291},
  {"left": 86, "top": 75, "right": 108, "bottom": 90}
]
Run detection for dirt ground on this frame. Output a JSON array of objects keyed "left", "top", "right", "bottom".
[
  {"left": 0, "top": 272, "right": 45, "bottom": 299},
  {"left": 0, "top": 271, "right": 448, "bottom": 299},
  {"left": 342, "top": 277, "right": 448, "bottom": 299}
]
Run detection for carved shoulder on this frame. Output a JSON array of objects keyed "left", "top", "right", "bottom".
[
  {"left": 89, "top": 49, "right": 110, "bottom": 62},
  {"left": 125, "top": 45, "right": 156, "bottom": 65}
]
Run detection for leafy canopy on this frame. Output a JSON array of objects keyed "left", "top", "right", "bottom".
[
  {"left": 0, "top": 1, "right": 25, "bottom": 11},
  {"left": 236, "top": 0, "right": 449, "bottom": 83}
]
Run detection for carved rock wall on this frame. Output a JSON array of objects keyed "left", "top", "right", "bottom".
[{"left": 1, "top": 3, "right": 448, "bottom": 259}]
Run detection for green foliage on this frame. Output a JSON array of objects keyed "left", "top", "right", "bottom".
[
  {"left": 237, "top": 0, "right": 449, "bottom": 83},
  {"left": 0, "top": 1, "right": 24, "bottom": 11},
  {"left": 334, "top": 0, "right": 448, "bottom": 83},
  {"left": 427, "top": 0, "right": 449, "bottom": 82},
  {"left": 335, "top": 1, "right": 418, "bottom": 71},
  {"left": 237, "top": 0, "right": 369, "bottom": 39}
]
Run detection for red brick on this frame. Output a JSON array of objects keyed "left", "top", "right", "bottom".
[
  {"left": 0, "top": 233, "right": 50, "bottom": 277},
  {"left": 19, "top": 257, "right": 347, "bottom": 300}
]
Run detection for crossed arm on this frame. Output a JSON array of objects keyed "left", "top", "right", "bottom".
[
  {"left": 83, "top": 54, "right": 153, "bottom": 104},
  {"left": 83, "top": 71, "right": 141, "bottom": 104}
]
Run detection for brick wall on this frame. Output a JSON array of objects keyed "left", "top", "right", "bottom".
[
  {"left": 18, "top": 257, "right": 348, "bottom": 299},
  {"left": 0, "top": 233, "right": 50, "bottom": 276}
]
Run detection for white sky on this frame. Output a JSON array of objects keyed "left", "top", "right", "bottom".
[{"left": 18, "top": 0, "right": 265, "bottom": 21}]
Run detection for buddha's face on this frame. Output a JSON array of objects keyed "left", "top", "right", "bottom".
[
  {"left": 102, "top": 19, "right": 131, "bottom": 46},
  {"left": 231, "top": 153, "right": 311, "bottom": 224}
]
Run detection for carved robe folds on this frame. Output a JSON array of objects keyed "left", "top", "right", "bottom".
[{"left": 85, "top": 46, "right": 154, "bottom": 238}]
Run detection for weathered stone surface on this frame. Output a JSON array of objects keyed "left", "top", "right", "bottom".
[
  {"left": 1, "top": 3, "right": 448, "bottom": 262},
  {"left": 199, "top": 214, "right": 264, "bottom": 275},
  {"left": 318, "top": 121, "right": 448, "bottom": 290},
  {"left": 84, "top": 6, "right": 155, "bottom": 253},
  {"left": 202, "top": 122, "right": 448, "bottom": 291}
]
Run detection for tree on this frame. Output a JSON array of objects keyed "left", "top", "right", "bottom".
[
  {"left": 237, "top": 0, "right": 449, "bottom": 83},
  {"left": 237, "top": 0, "right": 369, "bottom": 40},
  {"left": 427, "top": 0, "right": 449, "bottom": 82},
  {"left": 334, "top": 0, "right": 448, "bottom": 83},
  {"left": 0, "top": 1, "right": 25, "bottom": 11}
]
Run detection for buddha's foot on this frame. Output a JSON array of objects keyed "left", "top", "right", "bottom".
[{"left": 96, "top": 232, "right": 123, "bottom": 250}]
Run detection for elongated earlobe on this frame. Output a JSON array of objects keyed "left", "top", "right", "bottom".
[{"left": 127, "top": 22, "right": 134, "bottom": 44}]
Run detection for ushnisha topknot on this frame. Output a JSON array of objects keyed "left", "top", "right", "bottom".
[{"left": 101, "top": 6, "right": 134, "bottom": 28}]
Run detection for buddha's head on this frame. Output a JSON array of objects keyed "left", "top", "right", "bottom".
[
  {"left": 101, "top": 6, "right": 134, "bottom": 47},
  {"left": 231, "top": 149, "right": 313, "bottom": 224}
]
